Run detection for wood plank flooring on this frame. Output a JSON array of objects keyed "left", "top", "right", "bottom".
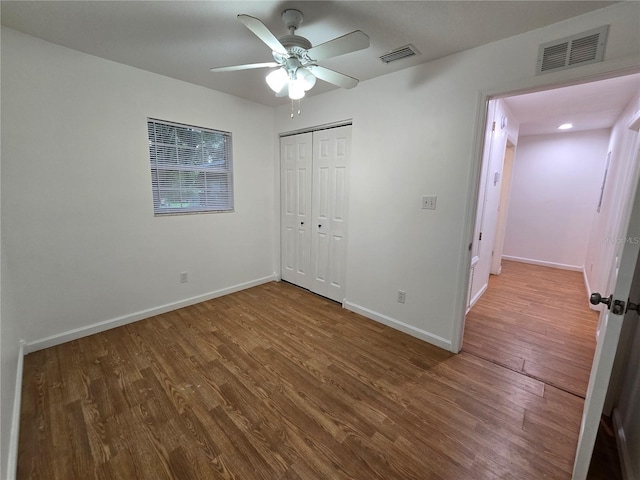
[
  {"left": 463, "top": 261, "right": 599, "bottom": 398},
  {"left": 19, "top": 281, "right": 585, "bottom": 479}
]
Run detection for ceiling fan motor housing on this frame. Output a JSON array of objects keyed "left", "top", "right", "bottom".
[
  {"left": 282, "top": 9, "right": 303, "bottom": 32},
  {"left": 273, "top": 10, "right": 312, "bottom": 64},
  {"left": 274, "top": 35, "right": 313, "bottom": 61}
]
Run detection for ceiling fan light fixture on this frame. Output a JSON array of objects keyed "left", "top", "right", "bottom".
[
  {"left": 266, "top": 68, "right": 288, "bottom": 93},
  {"left": 288, "top": 79, "right": 306, "bottom": 100},
  {"left": 297, "top": 68, "right": 316, "bottom": 91}
]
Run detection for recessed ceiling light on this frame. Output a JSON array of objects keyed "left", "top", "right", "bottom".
[{"left": 558, "top": 123, "right": 573, "bottom": 130}]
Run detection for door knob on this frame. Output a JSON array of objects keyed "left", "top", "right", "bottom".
[
  {"left": 590, "top": 293, "right": 612, "bottom": 307},
  {"left": 301, "top": 222, "right": 304, "bottom": 225},
  {"left": 590, "top": 293, "right": 628, "bottom": 315}
]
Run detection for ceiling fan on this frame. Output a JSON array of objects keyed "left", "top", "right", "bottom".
[{"left": 210, "top": 9, "right": 370, "bottom": 100}]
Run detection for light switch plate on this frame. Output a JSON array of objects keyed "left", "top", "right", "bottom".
[{"left": 422, "top": 195, "right": 437, "bottom": 210}]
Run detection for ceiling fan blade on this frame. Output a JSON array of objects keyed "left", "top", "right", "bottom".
[
  {"left": 238, "top": 14, "right": 287, "bottom": 55},
  {"left": 307, "top": 30, "right": 370, "bottom": 61},
  {"left": 210, "top": 62, "right": 279, "bottom": 72},
  {"left": 307, "top": 66, "right": 359, "bottom": 89}
]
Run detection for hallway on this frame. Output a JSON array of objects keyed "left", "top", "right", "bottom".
[
  {"left": 463, "top": 260, "right": 629, "bottom": 477},
  {"left": 463, "top": 260, "right": 598, "bottom": 398}
]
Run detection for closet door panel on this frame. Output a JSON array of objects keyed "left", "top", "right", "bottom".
[
  {"left": 310, "top": 126, "right": 351, "bottom": 302},
  {"left": 280, "top": 133, "right": 312, "bottom": 288}
]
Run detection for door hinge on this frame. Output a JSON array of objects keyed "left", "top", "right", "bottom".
[
  {"left": 491, "top": 121, "right": 496, "bottom": 132},
  {"left": 479, "top": 232, "right": 483, "bottom": 241},
  {"left": 612, "top": 299, "right": 625, "bottom": 316}
]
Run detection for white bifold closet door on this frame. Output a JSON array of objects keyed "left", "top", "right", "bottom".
[
  {"left": 281, "top": 132, "right": 313, "bottom": 290},
  {"left": 280, "top": 125, "right": 351, "bottom": 303}
]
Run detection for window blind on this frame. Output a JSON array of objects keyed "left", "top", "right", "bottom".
[{"left": 147, "top": 118, "right": 233, "bottom": 215}]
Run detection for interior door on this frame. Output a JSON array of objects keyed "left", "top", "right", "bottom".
[
  {"left": 469, "top": 99, "right": 503, "bottom": 307},
  {"left": 572, "top": 174, "right": 640, "bottom": 479},
  {"left": 280, "top": 132, "right": 313, "bottom": 288},
  {"left": 491, "top": 143, "right": 515, "bottom": 275},
  {"left": 310, "top": 125, "right": 351, "bottom": 302}
]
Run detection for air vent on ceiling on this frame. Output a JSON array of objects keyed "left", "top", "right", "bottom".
[
  {"left": 536, "top": 25, "right": 608, "bottom": 75},
  {"left": 380, "top": 44, "right": 420, "bottom": 64}
]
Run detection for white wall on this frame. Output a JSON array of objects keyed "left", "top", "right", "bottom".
[
  {"left": 2, "top": 27, "right": 277, "bottom": 344},
  {"left": 585, "top": 92, "right": 640, "bottom": 297},
  {"left": 0, "top": 25, "right": 23, "bottom": 480},
  {"left": 274, "top": 2, "right": 640, "bottom": 350},
  {"left": 1, "top": 27, "right": 276, "bottom": 477},
  {"left": 502, "top": 129, "right": 610, "bottom": 270},
  {"left": 0, "top": 249, "right": 20, "bottom": 480}
]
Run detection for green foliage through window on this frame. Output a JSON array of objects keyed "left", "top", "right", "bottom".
[{"left": 147, "top": 119, "right": 233, "bottom": 215}]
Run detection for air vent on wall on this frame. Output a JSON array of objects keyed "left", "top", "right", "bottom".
[
  {"left": 380, "top": 44, "right": 420, "bottom": 63},
  {"left": 536, "top": 25, "right": 608, "bottom": 75}
]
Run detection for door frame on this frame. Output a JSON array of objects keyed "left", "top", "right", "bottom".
[
  {"left": 452, "top": 62, "right": 640, "bottom": 354},
  {"left": 278, "top": 120, "right": 353, "bottom": 138}
]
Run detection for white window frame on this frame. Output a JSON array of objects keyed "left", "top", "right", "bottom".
[{"left": 147, "top": 118, "right": 234, "bottom": 215}]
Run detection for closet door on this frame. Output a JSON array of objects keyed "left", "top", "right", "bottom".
[
  {"left": 310, "top": 125, "right": 351, "bottom": 302},
  {"left": 280, "top": 133, "right": 313, "bottom": 288}
]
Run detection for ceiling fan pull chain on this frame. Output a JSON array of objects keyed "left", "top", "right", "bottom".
[{"left": 290, "top": 99, "right": 302, "bottom": 118}]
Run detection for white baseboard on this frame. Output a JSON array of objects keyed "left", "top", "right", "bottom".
[
  {"left": 502, "top": 255, "right": 583, "bottom": 272},
  {"left": 6, "top": 340, "right": 25, "bottom": 480},
  {"left": 467, "top": 282, "right": 488, "bottom": 312},
  {"left": 613, "top": 408, "right": 636, "bottom": 480},
  {"left": 343, "top": 301, "right": 452, "bottom": 352},
  {"left": 582, "top": 266, "right": 592, "bottom": 298},
  {"left": 24, "top": 275, "right": 276, "bottom": 354}
]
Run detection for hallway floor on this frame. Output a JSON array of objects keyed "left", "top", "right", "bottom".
[
  {"left": 464, "top": 260, "right": 621, "bottom": 478},
  {"left": 464, "top": 260, "right": 598, "bottom": 397}
]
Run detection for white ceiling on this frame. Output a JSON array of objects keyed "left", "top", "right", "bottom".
[
  {"left": 3, "top": 1, "right": 636, "bottom": 135},
  {"left": 1, "top": 1, "right": 618, "bottom": 108},
  {"left": 503, "top": 73, "right": 640, "bottom": 136}
]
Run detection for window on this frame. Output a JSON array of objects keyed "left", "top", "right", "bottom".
[{"left": 147, "top": 118, "right": 233, "bottom": 215}]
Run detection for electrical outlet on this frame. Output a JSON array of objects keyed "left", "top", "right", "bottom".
[
  {"left": 422, "top": 195, "right": 437, "bottom": 210},
  {"left": 180, "top": 272, "right": 188, "bottom": 283},
  {"left": 397, "top": 290, "right": 406, "bottom": 304}
]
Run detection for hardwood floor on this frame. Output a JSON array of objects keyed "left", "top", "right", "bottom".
[
  {"left": 463, "top": 260, "right": 599, "bottom": 398},
  {"left": 19, "top": 281, "right": 585, "bottom": 479}
]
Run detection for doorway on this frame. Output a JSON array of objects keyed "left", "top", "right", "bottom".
[
  {"left": 463, "top": 73, "right": 640, "bottom": 396},
  {"left": 462, "top": 72, "right": 640, "bottom": 477},
  {"left": 280, "top": 124, "right": 352, "bottom": 303}
]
